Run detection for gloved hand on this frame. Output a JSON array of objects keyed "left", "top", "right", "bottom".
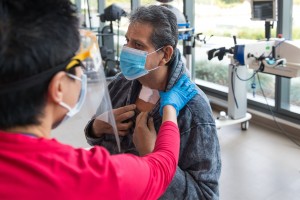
[{"left": 159, "top": 74, "right": 198, "bottom": 116}]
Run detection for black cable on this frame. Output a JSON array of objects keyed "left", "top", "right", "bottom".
[
  {"left": 257, "top": 73, "right": 300, "bottom": 147},
  {"left": 235, "top": 67, "right": 257, "bottom": 82},
  {"left": 234, "top": 59, "right": 265, "bottom": 82},
  {"left": 230, "top": 64, "right": 239, "bottom": 109}
]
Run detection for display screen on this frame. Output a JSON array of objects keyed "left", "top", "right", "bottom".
[{"left": 253, "top": 1, "right": 274, "bottom": 20}]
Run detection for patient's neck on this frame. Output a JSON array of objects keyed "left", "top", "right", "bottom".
[{"left": 135, "top": 98, "right": 156, "bottom": 113}]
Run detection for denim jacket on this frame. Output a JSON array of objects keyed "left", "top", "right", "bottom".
[{"left": 85, "top": 49, "right": 221, "bottom": 200}]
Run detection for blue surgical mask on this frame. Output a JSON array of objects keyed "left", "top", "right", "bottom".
[
  {"left": 56, "top": 73, "right": 87, "bottom": 126},
  {"left": 119, "top": 46, "right": 163, "bottom": 80}
]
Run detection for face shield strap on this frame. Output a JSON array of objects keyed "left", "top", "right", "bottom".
[
  {"left": 66, "top": 58, "right": 85, "bottom": 71},
  {"left": 0, "top": 58, "right": 72, "bottom": 95},
  {"left": 1, "top": 29, "right": 99, "bottom": 95}
]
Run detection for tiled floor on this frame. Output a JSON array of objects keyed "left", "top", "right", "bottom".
[
  {"left": 51, "top": 111, "right": 300, "bottom": 200},
  {"left": 217, "top": 120, "right": 300, "bottom": 200}
]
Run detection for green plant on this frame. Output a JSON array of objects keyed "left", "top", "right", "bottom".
[
  {"left": 292, "top": 27, "right": 300, "bottom": 40},
  {"left": 205, "top": 27, "right": 277, "bottom": 40},
  {"left": 195, "top": 60, "right": 229, "bottom": 86},
  {"left": 215, "top": 0, "right": 244, "bottom": 8},
  {"left": 221, "top": 0, "right": 243, "bottom": 3}
]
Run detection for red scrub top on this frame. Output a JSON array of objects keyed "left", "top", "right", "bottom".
[{"left": 0, "top": 121, "right": 179, "bottom": 200}]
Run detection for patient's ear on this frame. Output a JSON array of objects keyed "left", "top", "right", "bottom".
[
  {"left": 162, "top": 45, "right": 174, "bottom": 64},
  {"left": 47, "top": 72, "right": 66, "bottom": 103}
]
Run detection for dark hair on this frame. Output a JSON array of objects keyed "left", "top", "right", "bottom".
[
  {"left": 0, "top": 0, "right": 80, "bottom": 129},
  {"left": 129, "top": 5, "right": 178, "bottom": 51}
]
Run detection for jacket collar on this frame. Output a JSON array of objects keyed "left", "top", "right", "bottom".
[{"left": 165, "top": 48, "right": 187, "bottom": 91}]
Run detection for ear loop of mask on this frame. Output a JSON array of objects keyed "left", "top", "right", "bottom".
[
  {"left": 58, "top": 73, "right": 83, "bottom": 112},
  {"left": 55, "top": 71, "right": 87, "bottom": 128},
  {"left": 147, "top": 46, "right": 164, "bottom": 56},
  {"left": 59, "top": 59, "right": 86, "bottom": 113},
  {"left": 146, "top": 46, "right": 164, "bottom": 72}
]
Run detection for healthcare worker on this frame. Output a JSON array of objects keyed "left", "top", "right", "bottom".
[{"left": 0, "top": 0, "right": 198, "bottom": 199}]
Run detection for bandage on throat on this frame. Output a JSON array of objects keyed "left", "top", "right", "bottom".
[{"left": 138, "top": 85, "right": 160, "bottom": 104}]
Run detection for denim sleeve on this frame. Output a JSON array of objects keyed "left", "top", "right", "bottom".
[
  {"left": 159, "top": 122, "right": 221, "bottom": 200},
  {"left": 157, "top": 90, "right": 221, "bottom": 200}
]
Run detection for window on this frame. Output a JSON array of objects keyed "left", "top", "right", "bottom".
[
  {"left": 81, "top": 0, "right": 300, "bottom": 121},
  {"left": 141, "top": 0, "right": 183, "bottom": 9},
  {"left": 289, "top": 77, "right": 300, "bottom": 113},
  {"left": 194, "top": 0, "right": 277, "bottom": 108}
]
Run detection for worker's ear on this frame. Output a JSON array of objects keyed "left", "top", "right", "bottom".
[
  {"left": 161, "top": 45, "right": 174, "bottom": 64},
  {"left": 47, "top": 71, "right": 67, "bottom": 103}
]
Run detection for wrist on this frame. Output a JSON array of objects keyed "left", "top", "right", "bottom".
[
  {"left": 139, "top": 146, "right": 155, "bottom": 156},
  {"left": 160, "top": 102, "right": 178, "bottom": 116},
  {"left": 92, "top": 120, "right": 105, "bottom": 137},
  {"left": 162, "top": 105, "right": 177, "bottom": 124}
]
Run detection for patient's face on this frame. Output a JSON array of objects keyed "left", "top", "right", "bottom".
[
  {"left": 125, "top": 22, "right": 165, "bottom": 88},
  {"left": 125, "top": 22, "right": 154, "bottom": 54}
]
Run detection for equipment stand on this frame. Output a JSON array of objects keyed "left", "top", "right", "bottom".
[{"left": 215, "top": 56, "right": 252, "bottom": 130}]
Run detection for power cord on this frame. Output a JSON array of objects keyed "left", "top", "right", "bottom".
[
  {"left": 230, "top": 62, "right": 264, "bottom": 108},
  {"left": 257, "top": 73, "right": 300, "bottom": 148},
  {"left": 233, "top": 65, "right": 300, "bottom": 147}
]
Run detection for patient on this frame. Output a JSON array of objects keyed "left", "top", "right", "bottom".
[{"left": 85, "top": 5, "right": 221, "bottom": 200}]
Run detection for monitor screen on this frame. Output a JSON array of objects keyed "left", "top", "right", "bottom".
[{"left": 252, "top": 1, "right": 276, "bottom": 21}]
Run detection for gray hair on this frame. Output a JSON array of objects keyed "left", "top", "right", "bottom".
[{"left": 129, "top": 5, "right": 178, "bottom": 50}]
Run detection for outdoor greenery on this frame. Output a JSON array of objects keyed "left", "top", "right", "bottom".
[
  {"left": 215, "top": 0, "right": 244, "bottom": 7},
  {"left": 195, "top": 60, "right": 228, "bottom": 86},
  {"left": 291, "top": 79, "right": 300, "bottom": 106},
  {"left": 195, "top": 60, "right": 274, "bottom": 98},
  {"left": 208, "top": 26, "right": 300, "bottom": 40},
  {"left": 195, "top": 0, "right": 243, "bottom": 5}
]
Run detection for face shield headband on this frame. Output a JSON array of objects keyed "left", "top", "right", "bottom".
[
  {"left": 0, "top": 58, "right": 74, "bottom": 95},
  {"left": 0, "top": 28, "right": 105, "bottom": 95},
  {"left": 0, "top": 29, "right": 102, "bottom": 95}
]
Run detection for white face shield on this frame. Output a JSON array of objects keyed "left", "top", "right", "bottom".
[{"left": 54, "top": 30, "right": 121, "bottom": 152}]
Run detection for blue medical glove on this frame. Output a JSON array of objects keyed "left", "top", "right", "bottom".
[{"left": 159, "top": 75, "right": 198, "bottom": 116}]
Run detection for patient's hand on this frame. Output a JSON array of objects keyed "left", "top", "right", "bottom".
[
  {"left": 133, "top": 112, "right": 157, "bottom": 156},
  {"left": 92, "top": 104, "right": 136, "bottom": 137}
]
